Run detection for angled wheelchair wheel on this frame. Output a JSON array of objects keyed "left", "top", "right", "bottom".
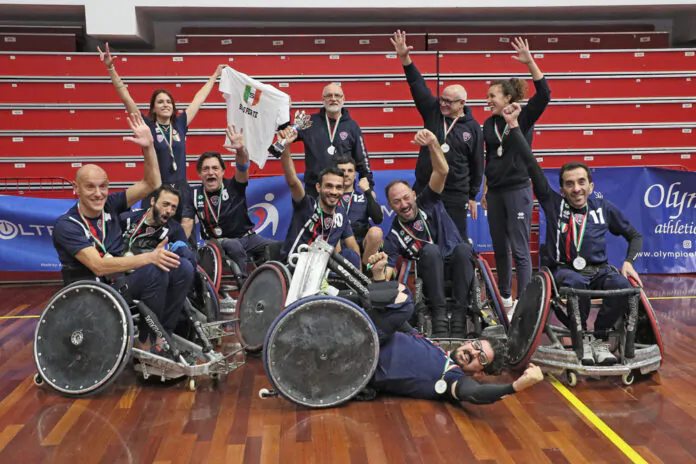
[
  {"left": 263, "top": 260, "right": 293, "bottom": 289},
  {"left": 235, "top": 263, "right": 289, "bottom": 352},
  {"left": 263, "top": 295, "right": 379, "bottom": 408},
  {"left": 476, "top": 256, "right": 507, "bottom": 331},
  {"left": 198, "top": 240, "right": 223, "bottom": 294},
  {"left": 628, "top": 276, "right": 664, "bottom": 364},
  {"left": 34, "top": 281, "right": 134, "bottom": 397},
  {"left": 507, "top": 272, "right": 552, "bottom": 370}
]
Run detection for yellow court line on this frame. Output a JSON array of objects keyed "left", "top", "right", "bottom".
[
  {"left": 648, "top": 295, "right": 696, "bottom": 300},
  {"left": 548, "top": 374, "right": 648, "bottom": 464},
  {"left": 0, "top": 315, "right": 40, "bottom": 319}
]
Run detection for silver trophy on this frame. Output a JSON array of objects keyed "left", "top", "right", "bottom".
[{"left": 269, "top": 110, "right": 313, "bottom": 158}]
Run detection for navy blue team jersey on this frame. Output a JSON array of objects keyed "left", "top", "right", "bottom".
[
  {"left": 281, "top": 195, "right": 354, "bottom": 261},
  {"left": 53, "top": 191, "right": 129, "bottom": 281},
  {"left": 142, "top": 112, "right": 188, "bottom": 184},
  {"left": 383, "top": 186, "right": 463, "bottom": 269},
  {"left": 183, "top": 177, "right": 255, "bottom": 240},
  {"left": 119, "top": 208, "right": 188, "bottom": 255}
]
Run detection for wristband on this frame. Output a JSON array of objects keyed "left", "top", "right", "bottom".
[
  {"left": 364, "top": 188, "right": 373, "bottom": 195},
  {"left": 236, "top": 161, "right": 250, "bottom": 172}
]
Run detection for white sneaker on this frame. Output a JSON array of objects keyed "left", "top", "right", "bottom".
[
  {"left": 502, "top": 298, "right": 517, "bottom": 322},
  {"left": 219, "top": 295, "right": 237, "bottom": 315},
  {"left": 501, "top": 296, "right": 513, "bottom": 308},
  {"left": 581, "top": 335, "right": 595, "bottom": 366},
  {"left": 591, "top": 338, "right": 617, "bottom": 366}
]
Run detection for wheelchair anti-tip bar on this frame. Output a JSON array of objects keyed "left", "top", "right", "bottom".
[{"left": 559, "top": 287, "right": 641, "bottom": 298}]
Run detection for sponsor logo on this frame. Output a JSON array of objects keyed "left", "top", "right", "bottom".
[
  {"left": 249, "top": 193, "right": 280, "bottom": 236},
  {"left": 644, "top": 181, "right": 696, "bottom": 220},
  {"left": 0, "top": 220, "right": 54, "bottom": 240},
  {"left": 517, "top": 212, "right": 525, "bottom": 220}
]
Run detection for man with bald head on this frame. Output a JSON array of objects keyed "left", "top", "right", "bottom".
[
  {"left": 53, "top": 113, "right": 194, "bottom": 357},
  {"left": 292, "top": 82, "right": 374, "bottom": 199},
  {"left": 391, "top": 30, "right": 484, "bottom": 240}
]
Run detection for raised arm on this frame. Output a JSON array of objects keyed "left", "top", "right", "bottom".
[
  {"left": 278, "top": 127, "right": 305, "bottom": 203},
  {"left": 511, "top": 37, "right": 543, "bottom": 81},
  {"left": 185, "top": 64, "right": 225, "bottom": 125},
  {"left": 503, "top": 103, "right": 551, "bottom": 202},
  {"left": 352, "top": 128, "right": 374, "bottom": 189},
  {"left": 98, "top": 43, "right": 139, "bottom": 114},
  {"left": 412, "top": 129, "right": 448, "bottom": 194},
  {"left": 512, "top": 37, "right": 551, "bottom": 132},
  {"left": 124, "top": 113, "right": 161, "bottom": 207},
  {"left": 358, "top": 177, "right": 383, "bottom": 224},
  {"left": 391, "top": 30, "right": 438, "bottom": 115},
  {"left": 223, "top": 124, "right": 249, "bottom": 184}
]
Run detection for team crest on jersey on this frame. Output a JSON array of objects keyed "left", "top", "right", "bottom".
[
  {"left": 462, "top": 132, "right": 472, "bottom": 142},
  {"left": 574, "top": 213, "right": 585, "bottom": 225},
  {"left": 243, "top": 85, "right": 262, "bottom": 106},
  {"left": 323, "top": 216, "right": 334, "bottom": 230},
  {"left": 343, "top": 193, "right": 352, "bottom": 203},
  {"left": 413, "top": 219, "right": 424, "bottom": 232},
  {"left": 210, "top": 195, "right": 220, "bottom": 207},
  {"left": 146, "top": 227, "right": 155, "bottom": 234},
  {"left": 339, "top": 131, "right": 349, "bottom": 141}
]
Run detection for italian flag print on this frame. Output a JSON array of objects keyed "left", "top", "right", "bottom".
[{"left": 244, "top": 85, "right": 262, "bottom": 106}]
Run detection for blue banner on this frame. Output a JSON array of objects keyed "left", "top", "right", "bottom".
[{"left": 2, "top": 167, "right": 693, "bottom": 273}]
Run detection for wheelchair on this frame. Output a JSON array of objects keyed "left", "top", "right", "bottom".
[
  {"left": 32, "top": 268, "right": 246, "bottom": 397},
  {"left": 397, "top": 250, "right": 508, "bottom": 340},
  {"left": 197, "top": 238, "right": 283, "bottom": 306},
  {"left": 506, "top": 267, "right": 663, "bottom": 387}
]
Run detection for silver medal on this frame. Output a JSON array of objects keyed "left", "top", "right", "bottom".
[
  {"left": 434, "top": 379, "right": 447, "bottom": 395},
  {"left": 573, "top": 256, "right": 587, "bottom": 271},
  {"left": 103, "top": 252, "right": 113, "bottom": 258},
  {"left": 327, "top": 146, "right": 336, "bottom": 155},
  {"left": 172, "top": 161, "right": 177, "bottom": 172},
  {"left": 441, "top": 143, "right": 450, "bottom": 154},
  {"left": 214, "top": 227, "right": 223, "bottom": 237},
  {"left": 497, "top": 146, "right": 503, "bottom": 157},
  {"left": 124, "top": 251, "right": 134, "bottom": 258}
]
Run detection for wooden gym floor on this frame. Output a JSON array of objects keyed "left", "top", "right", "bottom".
[{"left": 0, "top": 274, "right": 694, "bottom": 464}]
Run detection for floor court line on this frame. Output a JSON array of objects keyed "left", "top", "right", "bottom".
[{"left": 548, "top": 374, "right": 648, "bottom": 464}]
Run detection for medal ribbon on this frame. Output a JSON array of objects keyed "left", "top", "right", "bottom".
[
  {"left": 203, "top": 188, "right": 223, "bottom": 233},
  {"left": 341, "top": 192, "right": 354, "bottom": 216},
  {"left": 125, "top": 209, "right": 151, "bottom": 253},
  {"left": 560, "top": 200, "right": 588, "bottom": 262},
  {"left": 493, "top": 120, "right": 509, "bottom": 146},
  {"left": 398, "top": 211, "right": 433, "bottom": 246},
  {"left": 156, "top": 122, "right": 177, "bottom": 171},
  {"left": 325, "top": 113, "right": 342, "bottom": 147},
  {"left": 442, "top": 116, "right": 460, "bottom": 145},
  {"left": 77, "top": 204, "right": 108, "bottom": 256},
  {"left": 441, "top": 351, "right": 458, "bottom": 377}
]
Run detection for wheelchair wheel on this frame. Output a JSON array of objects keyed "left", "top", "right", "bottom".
[
  {"left": 628, "top": 276, "right": 664, "bottom": 364},
  {"left": 507, "top": 272, "right": 552, "bottom": 370},
  {"left": 476, "top": 257, "right": 507, "bottom": 331},
  {"left": 198, "top": 240, "right": 223, "bottom": 294},
  {"left": 34, "top": 281, "right": 134, "bottom": 397},
  {"left": 193, "top": 265, "right": 220, "bottom": 323},
  {"left": 236, "top": 263, "right": 289, "bottom": 352},
  {"left": 263, "top": 295, "right": 379, "bottom": 408}
]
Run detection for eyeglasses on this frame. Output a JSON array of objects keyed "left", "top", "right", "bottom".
[
  {"left": 323, "top": 93, "right": 344, "bottom": 100},
  {"left": 468, "top": 339, "right": 489, "bottom": 366},
  {"left": 439, "top": 96, "right": 462, "bottom": 106}
]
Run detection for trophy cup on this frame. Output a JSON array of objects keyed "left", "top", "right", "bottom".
[{"left": 268, "top": 110, "right": 313, "bottom": 158}]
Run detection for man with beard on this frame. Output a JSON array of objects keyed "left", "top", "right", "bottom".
[
  {"left": 364, "top": 251, "right": 543, "bottom": 403},
  {"left": 334, "top": 156, "right": 384, "bottom": 267},
  {"left": 120, "top": 184, "right": 197, "bottom": 269},
  {"left": 278, "top": 127, "right": 361, "bottom": 268},
  {"left": 382, "top": 129, "right": 476, "bottom": 339},
  {"left": 293, "top": 83, "right": 374, "bottom": 199},
  {"left": 52, "top": 113, "right": 192, "bottom": 357},
  {"left": 181, "top": 124, "right": 280, "bottom": 280},
  {"left": 390, "top": 30, "right": 484, "bottom": 241},
  {"left": 504, "top": 102, "right": 642, "bottom": 366}
]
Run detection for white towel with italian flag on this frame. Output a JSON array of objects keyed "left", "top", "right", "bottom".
[{"left": 219, "top": 67, "right": 291, "bottom": 169}]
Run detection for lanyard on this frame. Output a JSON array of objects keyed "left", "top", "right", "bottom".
[
  {"left": 398, "top": 211, "right": 433, "bottom": 245},
  {"left": 77, "top": 204, "right": 107, "bottom": 256},
  {"left": 341, "top": 192, "right": 354, "bottom": 216},
  {"left": 156, "top": 122, "right": 176, "bottom": 170},
  {"left": 125, "top": 210, "right": 150, "bottom": 252},
  {"left": 567, "top": 203, "right": 588, "bottom": 261},
  {"left": 316, "top": 205, "right": 334, "bottom": 242},
  {"left": 203, "top": 188, "right": 222, "bottom": 229},
  {"left": 441, "top": 351, "right": 458, "bottom": 378},
  {"left": 493, "top": 120, "right": 509, "bottom": 145},
  {"left": 442, "top": 116, "right": 460, "bottom": 145},
  {"left": 325, "top": 113, "right": 342, "bottom": 145}
]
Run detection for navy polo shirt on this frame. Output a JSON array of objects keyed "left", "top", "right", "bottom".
[
  {"left": 383, "top": 186, "right": 463, "bottom": 268},
  {"left": 183, "top": 177, "right": 254, "bottom": 240},
  {"left": 53, "top": 191, "right": 128, "bottom": 279},
  {"left": 281, "top": 195, "right": 354, "bottom": 260},
  {"left": 142, "top": 112, "right": 188, "bottom": 184}
]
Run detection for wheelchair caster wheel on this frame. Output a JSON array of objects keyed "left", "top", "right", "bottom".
[
  {"left": 33, "top": 373, "right": 44, "bottom": 387},
  {"left": 258, "top": 388, "right": 275, "bottom": 399},
  {"left": 621, "top": 372, "right": 634, "bottom": 386},
  {"left": 566, "top": 371, "right": 578, "bottom": 387},
  {"left": 188, "top": 377, "right": 198, "bottom": 392}
]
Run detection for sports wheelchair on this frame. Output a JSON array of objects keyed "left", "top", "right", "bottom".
[
  {"left": 397, "top": 250, "right": 508, "bottom": 340},
  {"left": 32, "top": 266, "right": 245, "bottom": 396},
  {"left": 506, "top": 267, "right": 663, "bottom": 386}
]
